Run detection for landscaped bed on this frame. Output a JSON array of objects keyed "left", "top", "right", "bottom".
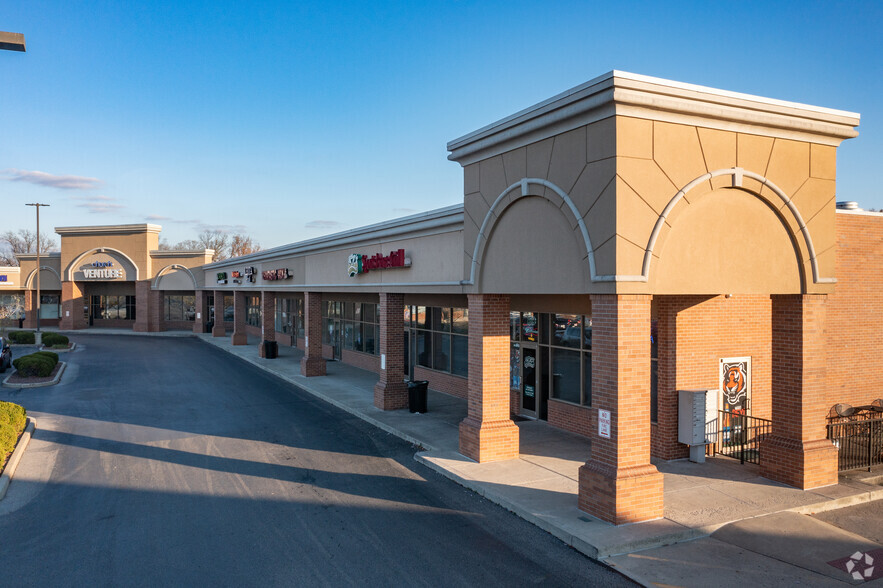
[
  {"left": 40, "top": 332, "right": 75, "bottom": 351},
  {"left": 0, "top": 401, "right": 27, "bottom": 474},
  {"left": 4, "top": 350, "right": 64, "bottom": 386}
]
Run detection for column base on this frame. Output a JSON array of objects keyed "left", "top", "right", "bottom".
[
  {"left": 231, "top": 331, "right": 248, "bottom": 346},
  {"left": 579, "top": 461, "right": 664, "bottom": 525},
  {"left": 458, "top": 417, "right": 519, "bottom": 462},
  {"left": 212, "top": 325, "right": 226, "bottom": 337},
  {"left": 760, "top": 436, "right": 838, "bottom": 490},
  {"left": 374, "top": 380, "right": 408, "bottom": 410},
  {"left": 300, "top": 356, "right": 326, "bottom": 377}
]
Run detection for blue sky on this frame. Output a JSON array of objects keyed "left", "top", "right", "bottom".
[{"left": 2, "top": 1, "right": 881, "bottom": 249}]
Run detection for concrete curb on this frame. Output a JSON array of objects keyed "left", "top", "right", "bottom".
[
  {"left": 40, "top": 342, "right": 77, "bottom": 353},
  {"left": 2, "top": 361, "right": 67, "bottom": 388},
  {"left": 194, "top": 338, "right": 437, "bottom": 452},
  {"left": 0, "top": 417, "right": 36, "bottom": 501}
]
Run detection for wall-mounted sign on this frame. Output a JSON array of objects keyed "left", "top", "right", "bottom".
[
  {"left": 598, "top": 409, "right": 611, "bottom": 439},
  {"left": 217, "top": 272, "right": 228, "bottom": 285},
  {"left": 347, "top": 249, "right": 410, "bottom": 277},
  {"left": 0, "top": 275, "right": 8, "bottom": 282},
  {"left": 84, "top": 267, "right": 124, "bottom": 279},
  {"left": 243, "top": 266, "right": 256, "bottom": 283},
  {"left": 720, "top": 357, "right": 751, "bottom": 413},
  {"left": 262, "top": 268, "right": 291, "bottom": 281}
]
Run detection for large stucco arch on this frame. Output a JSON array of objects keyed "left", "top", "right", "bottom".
[
  {"left": 642, "top": 167, "right": 835, "bottom": 288},
  {"left": 65, "top": 247, "right": 140, "bottom": 281},
  {"left": 153, "top": 264, "right": 197, "bottom": 290},
  {"left": 24, "top": 266, "right": 62, "bottom": 290},
  {"left": 469, "top": 178, "right": 600, "bottom": 288}
]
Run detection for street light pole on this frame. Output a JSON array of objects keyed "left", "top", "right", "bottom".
[{"left": 26, "top": 203, "right": 49, "bottom": 332}]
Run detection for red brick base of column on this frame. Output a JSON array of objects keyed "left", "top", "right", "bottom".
[
  {"left": 300, "top": 357, "right": 326, "bottom": 377},
  {"left": 578, "top": 462, "right": 664, "bottom": 525},
  {"left": 231, "top": 332, "right": 247, "bottom": 345},
  {"left": 212, "top": 324, "right": 226, "bottom": 337},
  {"left": 374, "top": 381, "right": 408, "bottom": 410},
  {"left": 458, "top": 417, "right": 519, "bottom": 462},
  {"left": 760, "top": 436, "right": 838, "bottom": 489}
]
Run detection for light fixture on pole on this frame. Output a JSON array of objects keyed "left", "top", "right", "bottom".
[{"left": 26, "top": 203, "right": 49, "bottom": 332}]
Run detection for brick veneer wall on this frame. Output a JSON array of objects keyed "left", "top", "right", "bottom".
[
  {"left": 343, "top": 349, "right": 380, "bottom": 373},
  {"left": 652, "top": 294, "right": 772, "bottom": 460},
  {"left": 163, "top": 320, "right": 195, "bottom": 331},
  {"left": 414, "top": 366, "right": 467, "bottom": 398},
  {"left": 827, "top": 212, "right": 883, "bottom": 407},
  {"left": 548, "top": 399, "right": 593, "bottom": 438}
]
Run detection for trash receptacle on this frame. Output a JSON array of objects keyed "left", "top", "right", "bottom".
[
  {"left": 262, "top": 340, "right": 278, "bottom": 359},
  {"left": 408, "top": 380, "right": 429, "bottom": 413},
  {"left": 206, "top": 320, "right": 214, "bottom": 333}
]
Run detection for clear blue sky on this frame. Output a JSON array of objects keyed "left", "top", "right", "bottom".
[{"left": 2, "top": 1, "right": 881, "bottom": 249}]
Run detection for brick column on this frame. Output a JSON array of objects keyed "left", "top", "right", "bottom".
[
  {"left": 212, "top": 290, "right": 227, "bottom": 337},
  {"left": 374, "top": 293, "right": 408, "bottom": 410},
  {"left": 133, "top": 280, "right": 154, "bottom": 332},
  {"left": 60, "top": 281, "right": 86, "bottom": 330},
  {"left": 578, "top": 294, "right": 663, "bottom": 525},
  {"left": 149, "top": 288, "right": 162, "bottom": 332},
  {"left": 458, "top": 294, "right": 519, "bottom": 462},
  {"left": 23, "top": 290, "right": 37, "bottom": 328},
  {"left": 193, "top": 290, "right": 210, "bottom": 334},
  {"left": 300, "top": 292, "right": 326, "bottom": 376},
  {"left": 231, "top": 291, "right": 248, "bottom": 345},
  {"left": 258, "top": 291, "right": 276, "bottom": 358},
  {"left": 760, "top": 294, "right": 837, "bottom": 489}
]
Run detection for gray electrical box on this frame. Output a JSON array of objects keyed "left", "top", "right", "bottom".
[{"left": 678, "top": 389, "right": 717, "bottom": 463}]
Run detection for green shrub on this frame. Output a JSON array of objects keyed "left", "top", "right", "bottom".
[
  {"left": 50, "top": 344, "right": 68, "bottom": 350},
  {"left": 0, "top": 401, "right": 27, "bottom": 472},
  {"left": 33, "top": 351, "right": 59, "bottom": 366},
  {"left": 41, "top": 333, "right": 69, "bottom": 347},
  {"left": 12, "top": 354, "right": 55, "bottom": 377},
  {"left": 8, "top": 331, "right": 35, "bottom": 344}
]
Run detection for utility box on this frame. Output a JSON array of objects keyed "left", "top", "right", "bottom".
[{"left": 678, "top": 389, "right": 717, "bottom": 463}]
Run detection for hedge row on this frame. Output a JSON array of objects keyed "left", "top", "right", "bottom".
[
  {"left": 0, "top": 401, "right": 27, "bottom": 472},
  {"left": 41, "top": 333, "right": 69, "bottom": 347},
  {"left": 12, "top": 351, "right": 59, "bottom": 378},
  {"left": 7, "top": 331, "right": 35, "bottom": 344}
]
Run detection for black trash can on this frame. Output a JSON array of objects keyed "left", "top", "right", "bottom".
[
  {"left": 206, "top": 320, "right": 214, "bottom": 333},
  {"left": 408, "top": 380, "right": 429, "bottom": 413},
  {"left": 262, "top": 340, "right": 278, "bottom": 359}
]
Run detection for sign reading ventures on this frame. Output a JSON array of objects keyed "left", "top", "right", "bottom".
[
  {"left": 347, "top": 249, "right": 410, "bottom": 277},
  {"left": 83, "top": 261, "right": 124, "bottom": 279}
]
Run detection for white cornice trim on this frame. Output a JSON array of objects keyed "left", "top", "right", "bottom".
[
  {"left": 55, "top": 223, "right": 162, "bottom": 236},
  {"left": 447, "top": 70, "right": 861, "bottom": 165},
  {"left": 150, "top": 249, "right": 214, "bottom": 258},
  {"left": 15, "top": 252, "right": 61, "bottom": 260},
  {"left": 836, "top": 208, "right": 883, "bottom": 217}
]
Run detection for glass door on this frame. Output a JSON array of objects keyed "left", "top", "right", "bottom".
[{"left": 522, "top": 345, "right": 538, "bottom": 417}]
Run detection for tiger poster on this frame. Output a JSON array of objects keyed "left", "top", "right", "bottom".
[{"left": 720, "top": 357, "right": 751, "bottom": 414}]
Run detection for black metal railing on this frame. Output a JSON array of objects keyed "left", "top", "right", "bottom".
[
  {"left": 708, "top": 410, "right": 772, "bottom": 465},
  {"left": 827, "top": 416, "right": 883, "bottom": 472}
]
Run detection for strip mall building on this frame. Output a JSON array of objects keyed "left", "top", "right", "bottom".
[{"left": 2, "top": 72, "right": 881, "bottom": 524}]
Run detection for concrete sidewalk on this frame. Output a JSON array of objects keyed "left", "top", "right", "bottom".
[{"left": 63, "top": 329, "right": 883, "bottom": 584}]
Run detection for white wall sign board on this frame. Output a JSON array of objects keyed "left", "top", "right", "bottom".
[{"left": 598, "top": 409, "right": 611, "bottom": 439}]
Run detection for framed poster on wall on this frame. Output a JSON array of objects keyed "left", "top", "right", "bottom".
[{"left": 719, "top": 357, "right": 751, "bottom": 414}]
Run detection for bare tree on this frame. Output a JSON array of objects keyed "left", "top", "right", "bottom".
[
  {"left": 0, "top": 229, "right": 58, "bottom": 266},
  {"left": 197, "top": 230, "right": 230, "bottom": 261},
  {"left": 229, "top": 233, "right": 261, "bottom": 258}
]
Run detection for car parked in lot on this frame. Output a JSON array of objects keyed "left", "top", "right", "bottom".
[{"left": 0, "top": 337, "right": 12, "bottom": 373}]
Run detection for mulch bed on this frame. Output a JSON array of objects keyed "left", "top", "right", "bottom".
[{"left": 5, "top": 362, "right": 62, "bottom": 385}]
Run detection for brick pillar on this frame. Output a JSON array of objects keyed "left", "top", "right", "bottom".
[
  {"left": 258, "top": 291, "right": 276, "bottom": 357},
  {"left": 60, "top": 281, "right": 86, "bottom": 330},
  {"left": 212, "top": 290, "right": 227, "bottom": 337},
  {"left": 23, "top": 290, "right": 37, "bottom": 328},
  {"left": 579, "top": 294, "right": 663, "bottom": 525},
  {"left": 231, "top": 291, "right": 248, "bottom": 345},
  {"left": 760, "top": 294, "right": 837, "bottom": 489},
  {"left": 300, "top": 292, "right": 326, "bottom": 376},
  {"left": 374, "top": 293, "right": 408, "bottom": 410},
  {"left": 193, "top": 290, "right": 210, "bottom": 334},
  {"left": 458, "top": 294, "right": 519, "bottom": 462},
  {"left": 133, "top": 280, "right": 154, "bottom": 332}
]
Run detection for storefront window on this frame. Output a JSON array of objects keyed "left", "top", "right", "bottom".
[
  {"left": 323, "top": 301, "right": 379, "bottom": 356},
  {"left": 164, "top": 295, "right": 196, "bottom": 321},
  {"left": 406, "top": 305, "right": 468, "bottom": 378},
  {"left": 651, "top": 319, "right": 658, "bottom": 423},
  {"left": 39, "top": 294, "right": 60, "bottom": 319},
  {"left": 92, "top": 295, "right": 136, "bottom": 321},
  {"left": 0, "top": 294, "right": 25, "bottom": 320},
  {"left": 246, "top": 296, "right": 261, "bottom": 327}
]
